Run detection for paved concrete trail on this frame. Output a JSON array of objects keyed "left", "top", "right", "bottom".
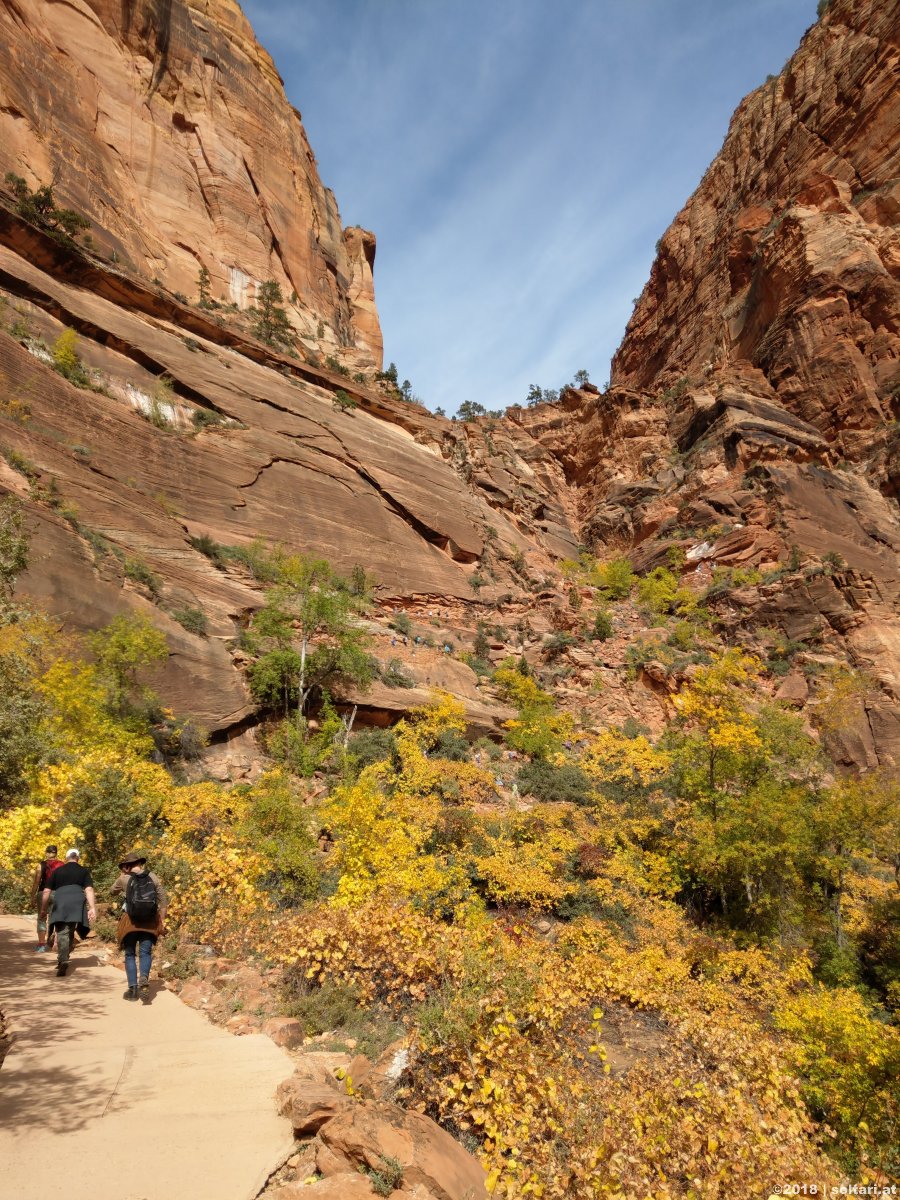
[{"left": 0, "top": 915, "right": 295, "bottom": 1200}]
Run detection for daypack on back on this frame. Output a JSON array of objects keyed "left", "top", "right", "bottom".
[
  {"left": 126, "top": 872, "right": 159, "bottom": 924},
  {"left": 38, "top": 858, "right": 63, "bottom": 891}
]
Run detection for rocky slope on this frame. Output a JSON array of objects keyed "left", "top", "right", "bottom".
[
  {"left": 492, "top": 0, "right": 900, "bottom": 767},
  {"left": 0, "top": 0, "right": 897, "bottom": 767},
  {"left": 0, "top": 0, "right": 381, "bottom": 368}
]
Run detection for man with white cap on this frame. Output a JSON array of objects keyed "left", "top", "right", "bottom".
[{"left": 40, "top": 848, "right": 96, "bottom": 977}]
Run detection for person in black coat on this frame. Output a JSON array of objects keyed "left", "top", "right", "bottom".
[{"left": 40, "top": 848, "right": 96, "bottom": 977}]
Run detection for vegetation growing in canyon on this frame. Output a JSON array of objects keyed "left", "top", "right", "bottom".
[
  {"left": 4, "top": 173, "right": 91, "bottom": 246},
  {"left": 0, "top": 524, "right": 898, "bottom": 1195},
  {"left": 252, "top": 280, "right": 293, "bottom": 348}
]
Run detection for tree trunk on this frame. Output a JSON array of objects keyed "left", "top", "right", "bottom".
[{"left": 297, "top": 634, "right": 308, "bottom": 725}]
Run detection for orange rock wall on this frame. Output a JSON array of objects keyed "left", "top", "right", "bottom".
[
  {"left": 612, "top": 0, "right": 900, "bottom": 455},
  {"left": 0, "top": 0, "right": 382, "bottom": 368}
]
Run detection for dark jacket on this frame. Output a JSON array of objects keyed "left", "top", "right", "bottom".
[
  {"left": 48, "top": 862, "right": 93, "bottom": 937},
  {"left": 111, "top": 869, "right": 167, "bottom": 945}
]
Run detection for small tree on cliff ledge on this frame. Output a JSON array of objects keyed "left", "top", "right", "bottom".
[
  {"left": 245, "top": 552, "right": 374, "bottom": 721},
  {"left": 5, "top": 173, "right": 90, "bottom": 246},
  {"left": 252, "top": 280, "right": 293, "bottom": 348}
]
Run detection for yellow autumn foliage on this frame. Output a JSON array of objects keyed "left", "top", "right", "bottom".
[{"left": 0, "top": 803, "right": 82, "bottom": 871}]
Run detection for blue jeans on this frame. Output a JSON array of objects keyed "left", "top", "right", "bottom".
[{"left": 123, "top": 932, "right": 154, "bottom": 987}]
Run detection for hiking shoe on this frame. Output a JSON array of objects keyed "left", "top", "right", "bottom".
[
  {"left": 123, "top": 987, "right": 139, "bottom": 1002},
  {"left": 34, "top": 945, "right": 48, "bottom": 953},
  {"left": 138, "top": 976, "right": 150, "bottom": 1000},
  {"left": 56, "top": 962, "right": 67, "bottom": 977}
]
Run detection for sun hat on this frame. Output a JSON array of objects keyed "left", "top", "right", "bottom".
[
  {"left": 118, "top": 851, "right": 147, "bottom": 867},
  {"left": 65, "top": 848, "right": 80, "bottom": 860}
]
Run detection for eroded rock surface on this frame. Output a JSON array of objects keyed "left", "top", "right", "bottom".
[
  {"left": 0, "top": 0, "right": 381, "bottom": 369},
  {"left": 0, "top": 0, "right": 897, "bottom": 767}
]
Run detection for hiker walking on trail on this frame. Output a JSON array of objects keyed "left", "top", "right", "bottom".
[
  {"left": 40, "top": 848, "right": 96, "bottom": 977},
  {"left": 111, "top": 852, "right": 167, "bottom": 1003},
  {"left": 30, "top": 843, "right": 64, "bottom": 953}
]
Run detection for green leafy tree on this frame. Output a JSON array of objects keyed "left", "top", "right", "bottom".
[
  {"left": 197, "top": 265, "right": 212, "bottom": 308},
  {"left": 51, "top": 328, "right": 90, "bottom": 387},
  {"left": 349, "top": 563, "right": 371, "bottom": 599},
  {"left": 89, "top": 613, "right": 168, "bottom": 712},
  {"left": 0, "top": 494, "right": 29, "bottom": 606},
  {"left": 245, "top": 552, "right": 375, "bottom": 722},
  {"left": 636, "top": 566, "right": 696, "bottom": 622},
  {"left": 238, "top": 770, "right": 319, "bottom": 901},
  {"left": 812, "top": 778, "right": 890, "bottom": 949},
  {"left": 593, "top": 556, "right": 635, "bottom": 600},
  {"left": 473, "top": 622, "right": 491, "bottom": 662},
  {"left": 0, "top": 638, "right": 51, "bottom": 808},
  {"left": 456, "top": 400, "right": 486, "bottom": 421},
  {"left": 5, "top": 173, "right": 90, "bottom": 243},
  {"left": 591, "top": 607, "right": 613, "bottom": 641},
  {"left": 252, "top": 280, "right": 293, "bottom": 347},
  {"left": 333, "top": 388, "right": 357, "bottom": 413},
  {"left": 64, "top": 765, "right": 153, "bottom": 885}
]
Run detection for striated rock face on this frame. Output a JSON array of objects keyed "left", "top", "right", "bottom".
[
  {"left": 493, "top": 0, "right": 900, "bottom": 768},
  {"left": 0, "top": 0, "right": 897, "bottom": 771},
  {"left": 0, "top": 0, "right": 381, "bottom": 368},
  {"left": 0, "top": 230, "right": 507, "bottom": 729},
  {"left": 611, "top": 0, "right": 899, "bottom": 455}
]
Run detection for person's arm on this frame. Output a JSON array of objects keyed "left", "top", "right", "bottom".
[
  {"left": 84, "top": 885, "right": 96, "bottom": 925},
  {"left": 29, "top": 864, "right": 41, "bottom": 906},
  {"left": 40, "top": 886, "right": 51, "bottom": 918}
]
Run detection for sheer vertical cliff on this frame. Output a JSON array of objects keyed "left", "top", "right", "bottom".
[
  {"left": 0, "top": 0, "right": 897, "bottom": 764},
  {"left": 611, "top": 0, "right": 899, "bottom": 454},
  {"left": 0, "top": 0, "right": 382, "bottom": 368}
]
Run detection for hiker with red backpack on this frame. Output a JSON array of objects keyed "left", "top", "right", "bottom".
[
  {"left": 29, "top": 844, "right": 64, "bottom": 952},
  {"left": 111, "top": 851, "right": 167, "bottom": 1002}
]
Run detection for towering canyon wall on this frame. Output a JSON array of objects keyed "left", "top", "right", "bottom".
[
  {"left": 0, "top": 0, "right": 897, "bottom": 765},
  {"left": 0, "top": 0, "right": 382, "bottom": 368},
  {"left": 611, "top": 0, "right": 899, "bottom": 455}
]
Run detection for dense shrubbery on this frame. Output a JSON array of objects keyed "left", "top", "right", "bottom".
[{"left": 1, "top": 530, "right": 898, "bottom": 1192}]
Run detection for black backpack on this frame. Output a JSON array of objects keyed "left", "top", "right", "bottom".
[{"left": 126, "top": 872, "right": 159, "bottom": 923}]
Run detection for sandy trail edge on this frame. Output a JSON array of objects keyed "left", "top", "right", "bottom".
[{"left": 0, "top": 914, "right": 295, "bottom": 1200}]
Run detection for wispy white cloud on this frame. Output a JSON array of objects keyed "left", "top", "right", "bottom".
[{"left": 241, "top": 0, "right": 818, "bottom": 412}]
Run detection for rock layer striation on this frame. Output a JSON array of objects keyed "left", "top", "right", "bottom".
[{"left": 0, "top": 0, "right": 381, "bottom": 368}]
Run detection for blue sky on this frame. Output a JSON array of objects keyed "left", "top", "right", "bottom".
[{"left": 241, "top": 0, "right": 818, "bottom": 414}]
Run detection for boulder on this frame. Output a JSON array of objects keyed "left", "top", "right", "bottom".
[
  {"left": 292, "top": 1052, "right": 354, "bottom": 1086},
  {"left": 270, "top": 1176, "right": 375, "bottom": 1199},
  {"left": 316, "top": 1143, "right": 353, "bottom": 1178},
  {"left": 276, "top": 1079, "right": 354, "bottom": 1135},
  {"left": 262, "top": 1017, "right": 306, "bottom": 1051},
  {"left": 319, "top": 1101, "right": 488, "bottom": 1200},
  {"left": 349, "top": 1041, "right": 411, "bottom": 1101},
  {"left": 177, "top": 979, "right": 215, "bottom": 1009},
  {"left": 775, "top": 672, "right": 809, "bottom": 706}
]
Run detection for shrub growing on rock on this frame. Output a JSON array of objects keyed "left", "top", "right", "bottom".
[{"left": 517, "top": 760, "right": 594, "bottom": 806}]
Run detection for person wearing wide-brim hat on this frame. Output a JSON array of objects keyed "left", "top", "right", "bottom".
[{"left": 110, "top": 852, "right": 168, "bottom": 1002}]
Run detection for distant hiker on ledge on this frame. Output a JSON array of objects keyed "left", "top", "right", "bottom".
[
  {"left": 30, "top": 843, "right": 64, "bottom": 953},
  {"left": 111, "top": 852, "right": 167, "bottom": 1003},
  {"left": 41, "top": 848, "right": 96, "bottom": 977}
]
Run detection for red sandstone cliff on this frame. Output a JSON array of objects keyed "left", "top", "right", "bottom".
[
  {"left": 0, "top": 0, "right": 897, "bottom": 769},
  {"left": 0, "top": 0, "right": 382, "bottom": 369},
  {"left": 497, "top": 0, "right": 900, "bottom": 766},
  {"left": 611, "top": 0, "right": 899, "bottom": 455}
]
